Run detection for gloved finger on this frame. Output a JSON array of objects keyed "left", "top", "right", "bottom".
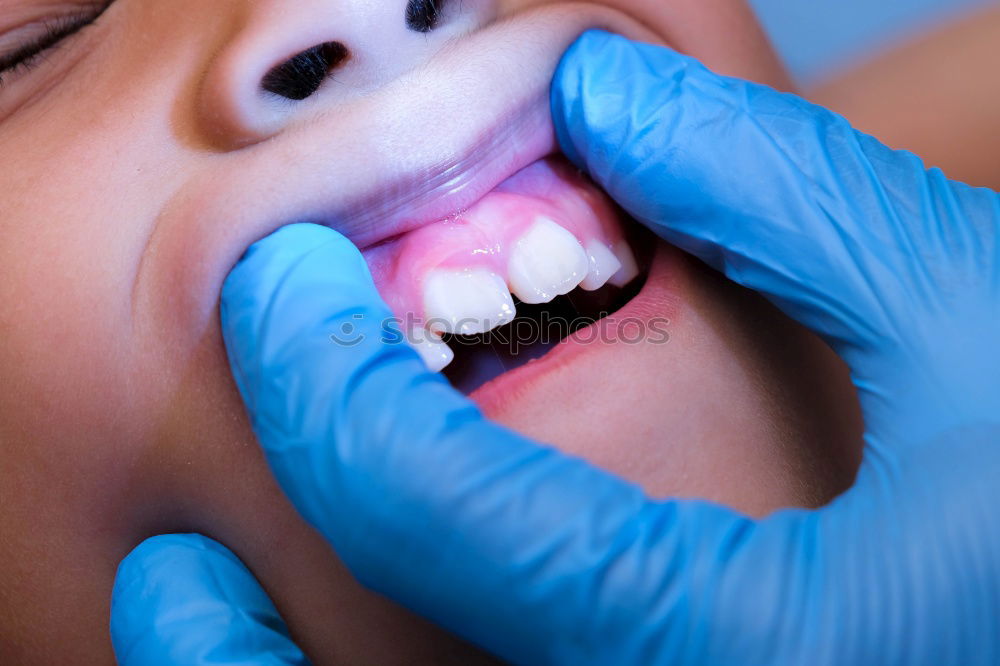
[
  {"left": 223, "top": 224, "right": 794, "bottom": 663},
  {"left": 111, "top": 534, "right": 308, "bottom": 666},
  {"left": 551, "top": 30, "right": 996, "bottom": 361}
]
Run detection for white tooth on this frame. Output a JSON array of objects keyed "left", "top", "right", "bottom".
[
  {"left": 508, "top": 217, "right": 590, "bottom": 304},
  {"left": 579, "top": 240, "right": 623, "bottom": 291},
  {"left": 423, "top": 268, "right": 516, "bottom": 335},
  {"left": 407, "top": 328, "right": 455, "bottom": 373},
  {"left": 608, "top": 240, "right": 640, "bottom": 287}
]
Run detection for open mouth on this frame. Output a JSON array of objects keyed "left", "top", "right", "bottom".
[
  {"left": 442, "top": 263, "right": 649, "bottom": 393},
  {"left": 362, "top": 153, "right": 654, "bottom": 396}
]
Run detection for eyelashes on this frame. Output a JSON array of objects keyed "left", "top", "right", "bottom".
[
  {"left": 406, "top": 0, "right": 449, "bottom": 33},
  {"left": 0, "top": 2, "right": 113, "bottom": 87}
]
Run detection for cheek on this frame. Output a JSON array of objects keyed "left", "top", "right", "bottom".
[
  {"left": 0, "top": 81, "right": 203, "bottom": 469},
  {"left": 500, "top": 0, "right": 792, "bottom": 90}
]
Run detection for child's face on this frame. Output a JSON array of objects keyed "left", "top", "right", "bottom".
[{"left": 0, "top": 1, "right": 859, "bottom": 663}]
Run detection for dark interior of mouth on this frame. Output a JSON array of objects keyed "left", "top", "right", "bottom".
[{"left": 443, "top": 222, "right": 653, "bottom": 395}]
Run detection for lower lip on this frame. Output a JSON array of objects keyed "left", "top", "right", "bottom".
[{"left": 468, "top": 240, "right": 683, "bottom": 413}]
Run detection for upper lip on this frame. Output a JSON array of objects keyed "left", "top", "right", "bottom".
[
  {"left": 192, "top": 4, "right": 651, "bottom": 239},
  {"left": 143, "top": 4, "right": 651, "bottom": 328},
  {"left": 230, "top": 5, "right": 647, "bottom": 247}
]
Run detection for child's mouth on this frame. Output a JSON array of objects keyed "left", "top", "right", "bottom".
[
  {"left": 441, "top": 265, "right": 648, "bottom": 393},
  {"left": 361, "top": 154, "right": 653, "bottom": 394}
]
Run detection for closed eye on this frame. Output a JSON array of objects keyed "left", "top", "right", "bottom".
[{"left": 0, "top": 2, "right": 114, "bottom": 88}]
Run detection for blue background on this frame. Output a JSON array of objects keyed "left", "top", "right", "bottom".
[{"left": 749, "top": 0, "right": 994, "bottom": 83}]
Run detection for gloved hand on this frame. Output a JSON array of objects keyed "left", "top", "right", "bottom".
[
  {"left": 111, "top": 31, "right": 1000, "bottom": 666},
  {"left": 111, "top": 534, "right": 308, "bottom": 665}
]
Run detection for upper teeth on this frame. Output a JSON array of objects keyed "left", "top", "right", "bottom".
[
  {"left": 580, "top": 239, "right": 623, "bottom": 291},
  {"left": 406, "top": 326, "right": 455, "bottom": 373},
  {"left": 423, "top": 267, "right": 516, "bottom": 336},
  {"left": 508, "top": 217, "right": 591, "bottom": 304},
  {"left": 411, "top": 217, "right": 639, "bottom": 373},
  {"left": 609, "top": 240, "right": 640, "bottom": 288}
]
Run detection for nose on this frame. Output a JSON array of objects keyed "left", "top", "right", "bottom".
[{"left": 197, "top": 0, "right": 486, "bottom": 149}]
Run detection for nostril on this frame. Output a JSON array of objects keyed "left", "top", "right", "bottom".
[{"left": 261, "top": 42, "right": 349, "bottom": 101}]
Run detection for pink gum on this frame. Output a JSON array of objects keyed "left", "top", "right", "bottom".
[{"left": 363, "top": 157, "right": 626, "bottom": 324}]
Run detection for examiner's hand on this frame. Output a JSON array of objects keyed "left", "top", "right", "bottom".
[
  {"left": 112, "top": 31, "right": 999, "bottom": 665},
  {"left": 111, "top": 534, "right": 308, "bottom": 665}
]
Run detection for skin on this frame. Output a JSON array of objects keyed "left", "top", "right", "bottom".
[
  {"left": 0, "top": 0, "right": 861, "bottom": 663},
  {"left": 809, "top": 4, "right": 1000, "bottom": 190}
]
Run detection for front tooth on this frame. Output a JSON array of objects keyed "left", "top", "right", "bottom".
[
  {"left": 508, "top": 217, "right": 590, "bottom": 304},
  {"left": 608, "top": 240, "right": 640, "bottom": 287},
  {"left": 423, "top": 268, "right": 516, "bottom": 335},
  {"left": 579, "top": 240, "right": 623, "bottom": 291},
  {"left": 407, "top": 327, "right": 455, "bottom": 373}
]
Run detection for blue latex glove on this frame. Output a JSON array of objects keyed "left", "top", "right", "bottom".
[
  {"left": 111, "top": 534, "right": 307, "bottom": 665},
  {"left": 112, "top": 31, "right": 1000, "bottom": 665}
]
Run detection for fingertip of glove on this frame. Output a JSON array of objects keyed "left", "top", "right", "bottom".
[
  {"left": 560, "top": 29, "right": 619, "bottom": 72},
  {"left": 227, "top": 223, "right": 360, "bottom": 290},
  {"left": 551, "top": 30, "right": 619, "bottom": 170},
  {"left": 112, "top": 535, "right": 235, "bottom": 658},
  {"left": 552, "top": 31, "right": 676, "bottom": 174},
  {"left": 251, "top": 223, "right": 349, "bottom": 258},
  {"left": 113, "top": 534, "right": 238, "bottom": 602},
  {"left": 219, "top": 222, "right": 377, "bottom": 377},
  {"left": 112, "top": 534, "right": 305, "bottom": 665}
]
